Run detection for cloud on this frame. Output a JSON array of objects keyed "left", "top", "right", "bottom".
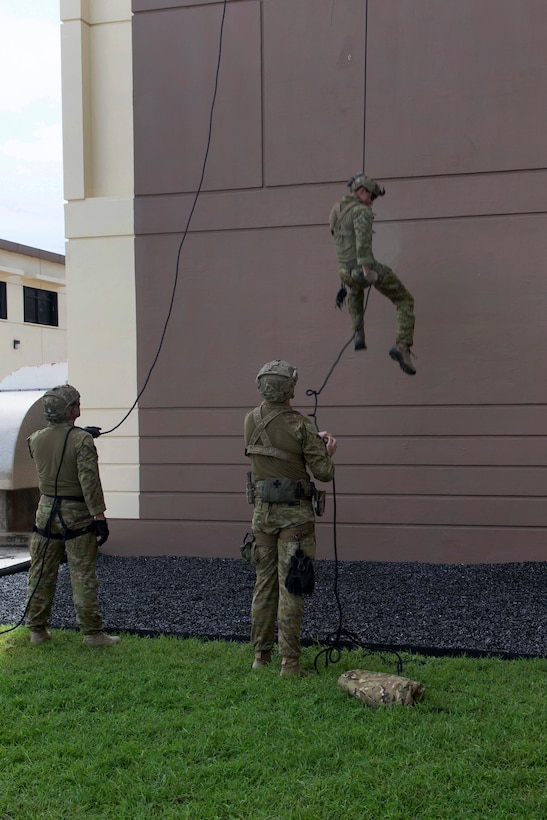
[
  {"left": 0, "top": 198, "right": 65, "bottom": 255},
  {"left": 0, "top": 18, "right": 61, "bottom": 113},
  {"left": 0, "top": 3, "right": 64, "bottom": 253},
  {"left": 1, "top": 123, "right": 63, "bottom": 164}
]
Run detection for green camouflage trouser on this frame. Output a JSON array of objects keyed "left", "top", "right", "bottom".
[
  {"left": 340, "top": 263, "right": 415, "bottom": 345},
  {"left": 26, "top": 497, "right": 103, "bottom": 635},
  {"left": 250, "top": 500, "right": 315, "bottom": 660}
]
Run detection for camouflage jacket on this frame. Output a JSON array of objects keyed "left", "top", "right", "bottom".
[
  {"left": 329, "top": 193, "right": 375, "bottom": 271},
  {"left": 244, "top": 401, "right": 334, "bottom": 484},
  {"left": 27, "top": 423, "right": 106, "bottom": 516}
]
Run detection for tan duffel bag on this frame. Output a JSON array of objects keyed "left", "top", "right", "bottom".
[{"left": 337, "top": 669, "right": 425, "bottom": 707}]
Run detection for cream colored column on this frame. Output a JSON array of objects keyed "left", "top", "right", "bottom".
[{"left": 61, "top": 0, "right": 138, "bottom": 518}]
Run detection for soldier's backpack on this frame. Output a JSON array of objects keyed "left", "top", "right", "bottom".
[{"left": 337, "top": 669, "right": 425, "bottom": 707}]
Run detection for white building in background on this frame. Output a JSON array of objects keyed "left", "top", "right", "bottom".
[
  {"left": 0, "top": 240, "right": 67, "bottom": 538},
  {"left": 0, "top": 239, "right": 66, "bottom": 382}
]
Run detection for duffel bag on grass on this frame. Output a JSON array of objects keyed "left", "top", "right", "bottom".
[{"left": 337, "top": 669, "right": 425, "bottom": 707}]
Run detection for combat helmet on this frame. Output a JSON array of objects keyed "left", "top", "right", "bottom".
[
  {"left": 256, "top": 360, "right": 298, "bottom": 402},
  {"left": 347, "top": 172, "right": 385, "bottom": 198},
  {"left": 42, "top": 384, "right": 80, "bottom": 423}
]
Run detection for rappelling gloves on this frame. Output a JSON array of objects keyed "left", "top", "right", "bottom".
[
  {"left": 95, "top": 519, "right": 109, "bottom": 547},
  {"left": 83, "top": 426, "right": 102, "bottom": 438},
  {"left": 335, "top": 285, "right": 347, "bottom": 309},
  {"left": 285, "top": 547, "right": 315, "bottom": 596}
]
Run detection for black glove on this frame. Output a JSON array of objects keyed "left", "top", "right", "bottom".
[
  {"left": 83, "top": 426, "right": 102, "bottom": 439},
  {"left": 285, "top": 548, "right": 315, "bottom": 596},
  {"left": 95, "top": 519, "right": 109, "bottom": 547},
  {"left": 335, "top": 285, "right": 347, "bottom": 310}
]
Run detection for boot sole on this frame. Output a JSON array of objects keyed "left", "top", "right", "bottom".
[{"left": 389, "top": 347, "right": 416, "bottom": 375}]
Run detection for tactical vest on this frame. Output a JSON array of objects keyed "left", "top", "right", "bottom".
[
  {"left": 329, "top": 197, "right": 361, "bottom": 240},
  {"left": 329, "top": 195, "right": 372, "bottom": 272},
  {"left": 244, "top": 406, "right": 301, "bottom": 462},
  {"left": 31, "top": 426, "right": 96, "bottom": 543},
  {"left": 245, "top": 406, "right": 325, "bottom": 514}
]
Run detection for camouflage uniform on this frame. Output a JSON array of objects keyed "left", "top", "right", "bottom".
[
  {"left": 244, "top": 399, "right": 334, "bottom": 662},
  {"left": 329, "top": 192, "right": 415, "bottom": 346},
  {"left": 26, "top": 421, "right": 106, "bottom": 636}
]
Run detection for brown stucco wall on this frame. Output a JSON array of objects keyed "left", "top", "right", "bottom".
[{"left": 121, "top": 0, "right": 547, "bottom": 562}]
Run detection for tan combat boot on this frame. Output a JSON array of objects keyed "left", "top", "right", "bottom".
[
  {"left": 280, "top": 658, "right": 309, "bottom": 678},
  {"left": 389, "top": 342, "right": 416, "bottom": 375},
  {"left": 83, "top": 632, "right": 121, "bottom": 647},
  {"left": 252, "top": 651, "right": 272, "bottom": 669},
  {"left": 354, "top": 324, "right": 366, "bottom": 351},
  {"left": 30, "top": 629, "right": 51, "bottom": 645}
]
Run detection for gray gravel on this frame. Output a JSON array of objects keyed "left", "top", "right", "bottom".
[{"left": 1, "top": 556, "right": 545, "bottom": 658}]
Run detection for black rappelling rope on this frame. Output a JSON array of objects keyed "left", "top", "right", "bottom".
[
  {"left": 306, "top": 287, "right": 372, "bottom": 430},
  {"left": 312, "top": 476, "right": 403, "bottom": 676},
  {"left": 306, "top": 290, "right": 403, "bottom": 676}
]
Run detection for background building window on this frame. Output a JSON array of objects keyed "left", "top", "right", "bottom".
[
  {"left": 0, "top": 281, "right": 6, "bottom": 319},
  {"left": 23, "top": 286, "right": 58, "bottom": 326}
]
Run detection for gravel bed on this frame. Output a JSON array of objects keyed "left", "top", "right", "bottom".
[{"left": 1, "top": 556, "right": 545, "bottom": 658}]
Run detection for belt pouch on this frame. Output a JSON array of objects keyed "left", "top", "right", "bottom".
[{"left": 261, "top": 477, "right": 302, "bottom": 504}]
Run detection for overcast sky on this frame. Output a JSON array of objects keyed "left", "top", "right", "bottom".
[{"left": 0, "top": 0, "right": 64, "bottom": 255}]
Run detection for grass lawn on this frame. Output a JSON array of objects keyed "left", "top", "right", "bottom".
[{"left": 1, "top": 628, "right": 545, "bottom": 819}]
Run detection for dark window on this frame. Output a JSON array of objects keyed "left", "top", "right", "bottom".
[
  {"left": 0, "top": 281, "right": 6, "bottom": 319},
  {"left": 23, "top": 286, "right": 58, "bottom": 326}
]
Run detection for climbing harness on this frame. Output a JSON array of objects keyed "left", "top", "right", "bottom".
[{"left": 0, "top": 426, "right": 77, "bottom": 635}]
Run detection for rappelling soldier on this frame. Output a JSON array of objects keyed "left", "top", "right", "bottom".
[
  {"left": 25, "top": 384, "right": 120, "bottom": 647},
  {"left": 244, "top": 360, "right": 336, "bottom": 677},
  {"left": 329, "top": 172, "right": 417, "bottom": 375}
]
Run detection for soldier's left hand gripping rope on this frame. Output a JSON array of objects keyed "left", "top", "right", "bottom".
[{"left": 83, "top": 426, "right": 102, "bottom": 438}]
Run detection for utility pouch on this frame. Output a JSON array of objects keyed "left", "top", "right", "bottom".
[
  {"left": 285, "top": 546, "right": 315, "bottom": 596},
  {"left": 246, "top": 472, "right": 255, "bottom": 505},
  {"left": 261, "top": 477, "right": 308, "bottom": 504},
  {"left": 240, "top": 532, "right": 255, "bottom": 563},
  {"left": 312, "top": 486, "right": 326, "bottom": 517}
]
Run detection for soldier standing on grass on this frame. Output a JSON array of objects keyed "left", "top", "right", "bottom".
[
  {"left": 25, "top": 384, "right": 120, "bottom": 647},
  {"left": 329, "top": 172, "right": 417, "bottom": 375},
  {"left": 244, "top": 361, "right": 336, "bottom": 677}
]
